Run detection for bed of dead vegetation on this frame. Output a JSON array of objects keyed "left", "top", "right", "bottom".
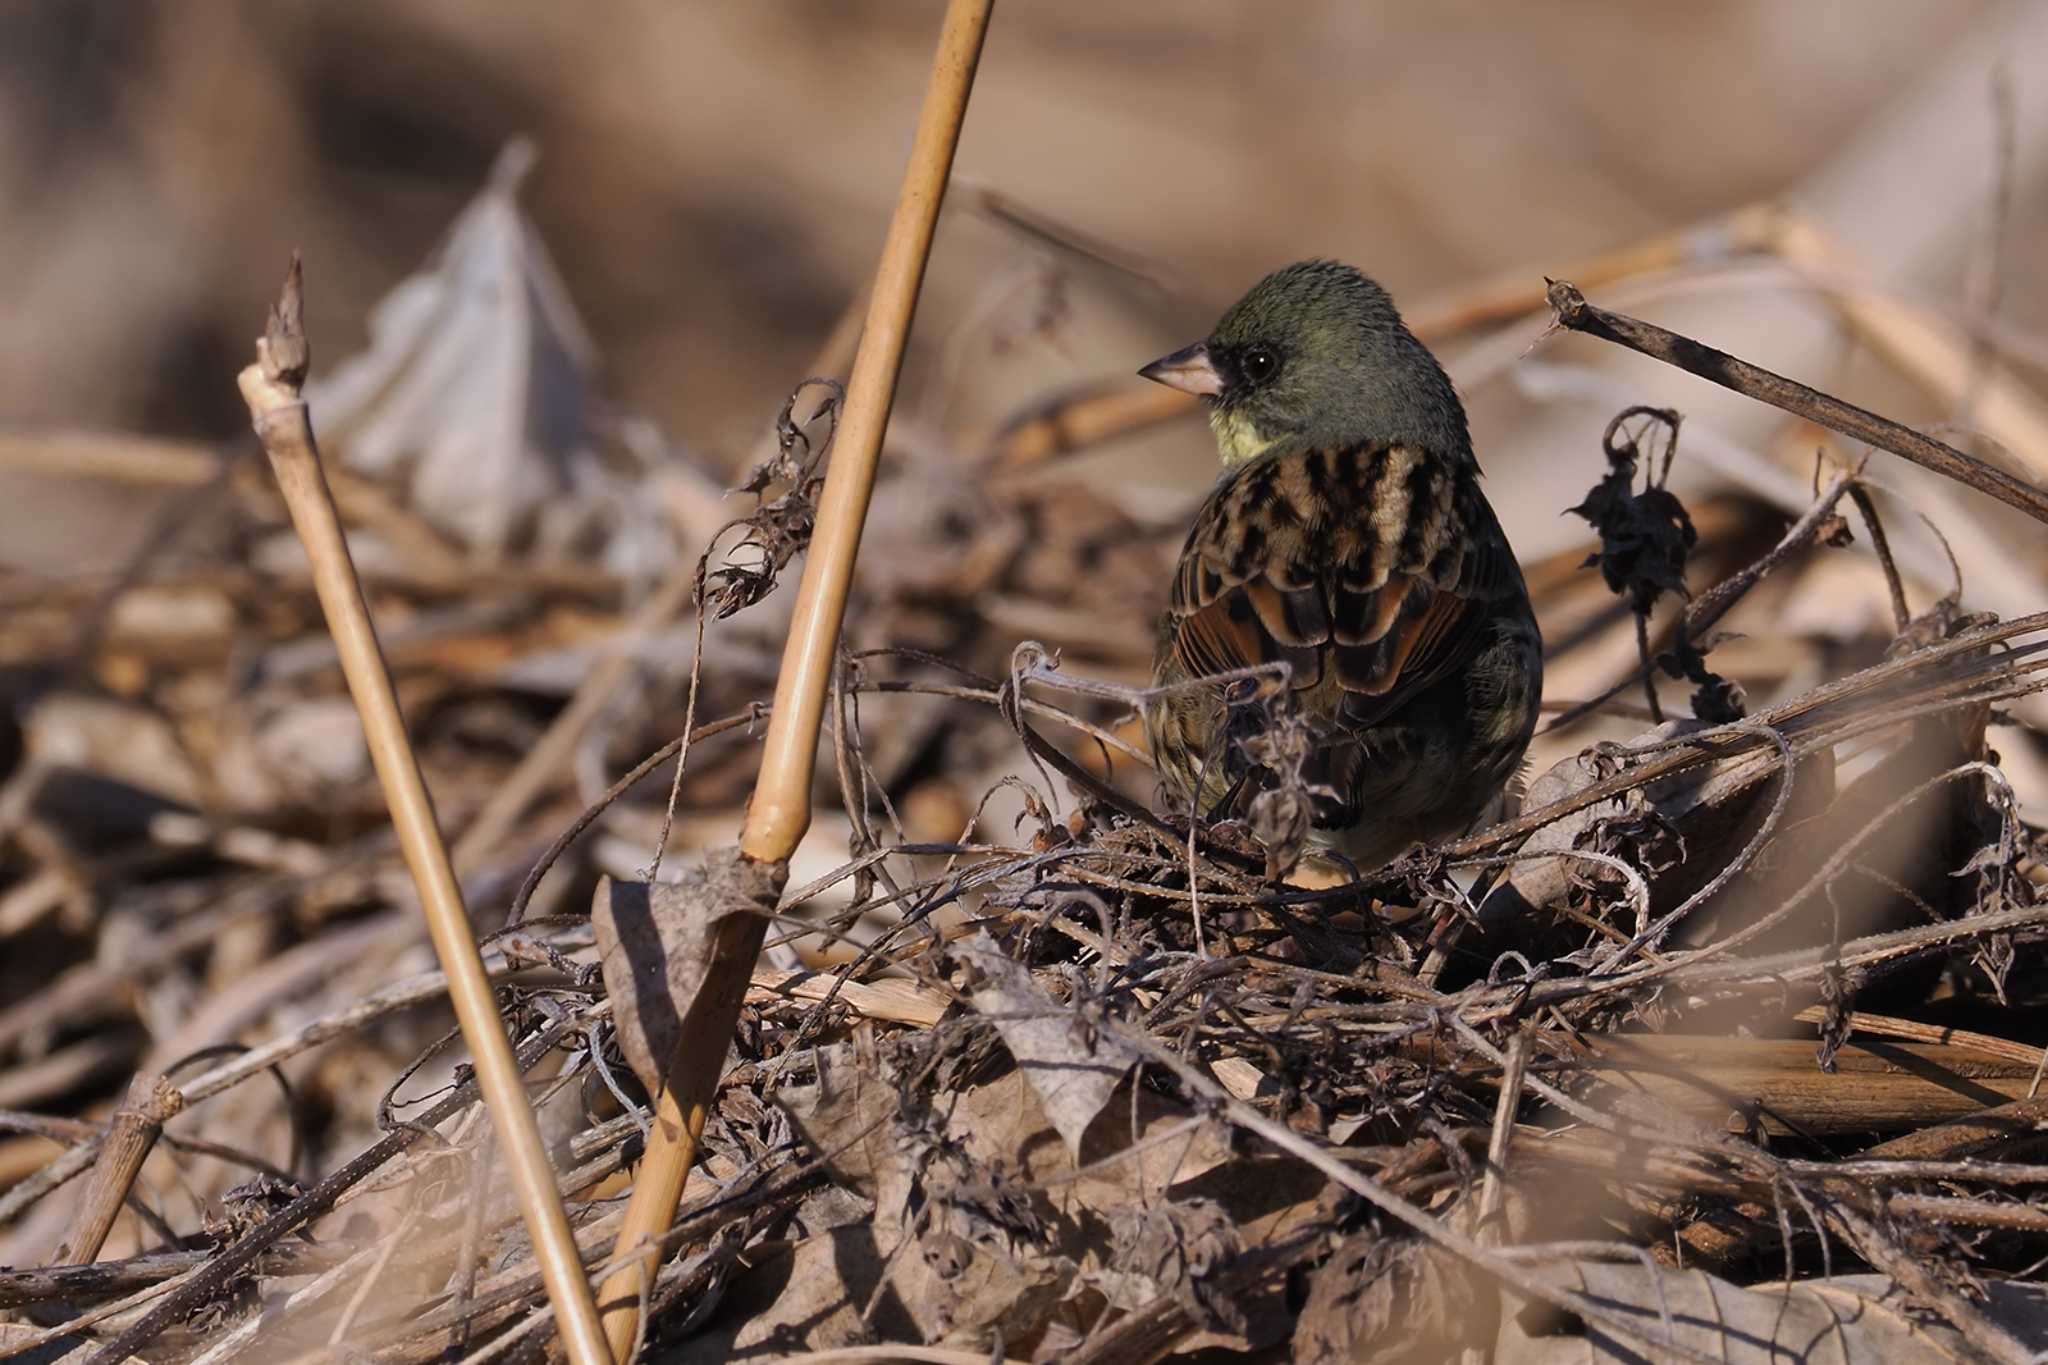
[{"left": 6, "top": 64, "right": 2048, "bottom": 1365}]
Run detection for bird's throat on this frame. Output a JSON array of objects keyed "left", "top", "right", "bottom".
[{"left": 1209, "top": 406, "right": 1279, "bottom": 467}]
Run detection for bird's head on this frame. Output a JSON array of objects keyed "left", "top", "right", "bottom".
[{"left": 1140, "top": 259, "right": 1470, "bottom": 468}]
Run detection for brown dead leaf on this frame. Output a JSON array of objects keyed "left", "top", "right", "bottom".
[
  {"left": 957, "top": 931, "right": 1138, "bottom": 1160},
  {"left": 1294, "top": 1234, "right": 1494, "bottom": 1364},
  {"left": 773, "top": 1042, "right": 1247, "bottom": 1355},
  {"left": 590, "top": 854, "right": 777, "bottom": 1099},
  {"left": 1101, "top": 1199, "right": 1248, "bottom": 1337}
]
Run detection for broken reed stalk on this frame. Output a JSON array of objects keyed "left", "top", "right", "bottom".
[
  {"left": 740, "top": 0, "right": 990, "bottom": 863},
  {"left": 1545, "top": 279, "right": 2048, "bottom": 527},
  {"left": 232, "top": 259, "right": 611, "bottom": 1365},
  {"left": 593, "top": 1, "right": 994, "bottom": 1356},
  {"left": 52, "top": 1072, "right": 182, "bottom": 1266},
  {"left": 1471, "top": 1029, "right": 1530, "bottom": 1245}
]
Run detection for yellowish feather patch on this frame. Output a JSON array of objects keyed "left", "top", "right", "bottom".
[{"left": 1209, "top": 406, "right": 1280, "bottom": 466}]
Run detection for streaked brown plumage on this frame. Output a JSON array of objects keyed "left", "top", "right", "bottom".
[{"left": 1140, "top": 261, "right": 1541, "bottom": 872}]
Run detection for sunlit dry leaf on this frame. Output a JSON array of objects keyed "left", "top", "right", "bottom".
[
  {"left": 773, "top": 1037, "right": 899, "bottom": 1194},
  {"left": 957, "top": 931, "right": 1138, "bottom": 1160},
  {"left": 307, "top": 140, "right": 603, "bottom": 560}
]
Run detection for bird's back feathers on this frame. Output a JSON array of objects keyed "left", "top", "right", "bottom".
[
  {"left": 1150, "top": 440, "right": 1540, "bottom": 865},
  {"left": 1166, "top": 441, "right": 1515, "bottom": 721}
]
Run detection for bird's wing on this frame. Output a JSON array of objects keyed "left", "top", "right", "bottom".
[{"left": 1165, "top": 442, "right": 1516, "bottom": 730}]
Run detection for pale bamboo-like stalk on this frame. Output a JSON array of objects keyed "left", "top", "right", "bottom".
[
  {"left": 235, "top": 261, "right": 613, "bottom": 1365},
  {"left": 594, "top": 2, "right": 994, "bottom": 1357},
  {"left": 740, "top": 3, "right": 991, "bottom": 863}
]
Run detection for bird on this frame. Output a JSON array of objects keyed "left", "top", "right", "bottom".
[{"left": 1138, "top": 259, "right": 1542, "bottom": 876}]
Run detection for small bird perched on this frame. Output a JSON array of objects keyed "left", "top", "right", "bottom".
[{"left": 1139, "top": 260, "right": 1542, "bottom": 874}]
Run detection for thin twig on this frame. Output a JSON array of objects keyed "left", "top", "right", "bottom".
[
  {"left": 1545, "top": 279, "right": 2048, "bottom": 526},
  {"left": 1846, "top": 481, "right": 1912, "bottom": 633},
  {"left": 1473, "top": 1027, "right": 1531, "bottom": 1243}
]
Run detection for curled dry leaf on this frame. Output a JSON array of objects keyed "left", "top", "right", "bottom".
[
  {"left": 305, "top": 141, "right": 621, "bottom": 561},
  {"left": 1568, "top": 406, "right": 1696, "bottom": 618}
]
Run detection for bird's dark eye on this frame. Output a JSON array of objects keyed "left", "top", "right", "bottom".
[{"left": 1240, "top": 344, "right": 1280, "bottom": 384}]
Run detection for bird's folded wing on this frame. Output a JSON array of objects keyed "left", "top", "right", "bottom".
[{"left": 1166, "top": 442, "right": 1514, "bottom": 730}]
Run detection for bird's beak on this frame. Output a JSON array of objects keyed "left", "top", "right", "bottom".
[{"left": 1138, "top": 342, "right": 1224, "bottom": 398}]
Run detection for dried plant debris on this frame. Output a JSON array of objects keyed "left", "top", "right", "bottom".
[
  {"left": 1102, "top": 1200, "right": 1249, "bottom": 1337},
  {"left": 8, "top": 153, "right": 2048, "bottom": 1365},
  {"left": 1497, "top": 1268, "right": 2048, "bottom": 1363},
  {"left": 1567, "top": 405, "right": 1747, "bottom": 724},
  {"left": 305, "top": 140, "right": 660, "bottom": 566},
  {"left": 773, "top": 1038, "right": 1244, "bottom": 1353},
  {"left": 1295, "top": 1235, "right": 1494, "bottom": 1363},
  {"left": 709, "top": 379, "right": 842, "bottom": 619},
  {"left": 956, "top": 930, "right": 1138, "bottom": 1158},
  {"left": 592, "top": 856, "right": 780, "bottom": 1100}
]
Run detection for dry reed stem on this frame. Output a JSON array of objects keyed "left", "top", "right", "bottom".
[
  {"left": 740, "top": 3, "right": 991, "bottom": 862},
  {"left": 231, "top": 258, "right": 610, "bottom": 1365},
  {"left": 594, "top": 1, "right": 994, "bottom": 1356}
]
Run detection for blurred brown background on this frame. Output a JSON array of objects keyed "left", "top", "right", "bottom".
[{"left": 5, "top": 2, "right": 2040, "bottom": 478}]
